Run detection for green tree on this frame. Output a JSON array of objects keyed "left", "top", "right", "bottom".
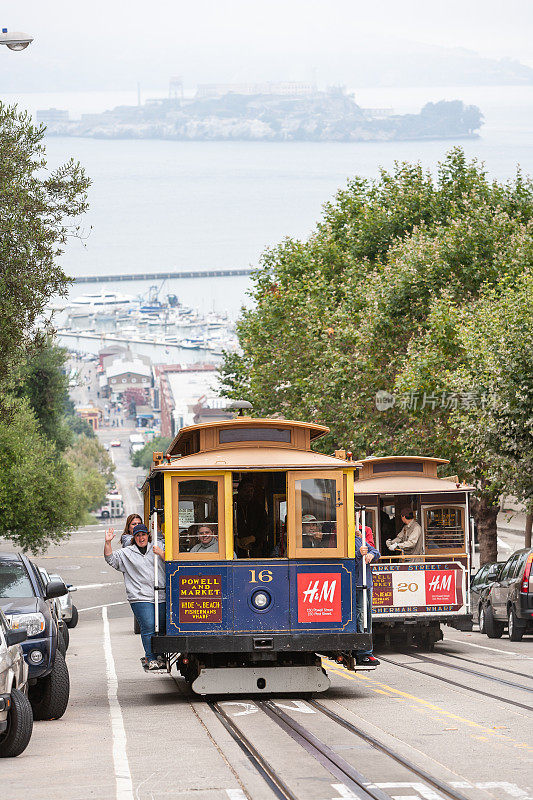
[
  {"left": 16, "top": 339, "right": 73, "bottom": 451},
  {"left": 0, "top": 399, "right": 81, "bottom": 553},
  {"left": 64, "top": 435, "right": 115, "bottom": 513},
  {"left": 220, "top": 148, "right": 533, "bottom": 562},
  {"left": 131, "top": 437, "right": 172, "bottom": 471},
  {"left": 0, "top": 103, "right": 90, "bottom": 382}
]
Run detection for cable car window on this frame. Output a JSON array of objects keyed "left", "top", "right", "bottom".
[
  {"left": 177, "top": 480, "right": 220, "bottom": 554},
  {"left": 220, "top": 428, "right": 291, "bottom": 444},
  {"left": 372, "top": 461, "right": 423, "bottom": 474},
  {"left": 233, "top": 472, "right": 287, "bottom": 558},
  {"left": 424, "top": 507, "right": 464, "bottom": 550},
  {"left": 297, "top": 477, "right": 338, "bottom": 549}
]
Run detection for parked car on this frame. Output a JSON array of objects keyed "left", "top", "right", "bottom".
[
  {"left": 482, "top": 548, "right": 533, "bottom": 641},
  {"left": 0, "top": 553, "right": 70, "bottom": 720},
  {"left": 470, "top": 561, "right": 504, "bottom": 632},
  {"left": 0, "top": 608, "right": 32, "bottom": 757},
  {"left": 38, "top": 568, "right": 70, "bottom": 651},
  {"left": 49, "top": 574, "right": 78, "bottom": 629}
]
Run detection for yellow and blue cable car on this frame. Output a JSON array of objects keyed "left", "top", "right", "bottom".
[{"left": 144, "top": 412, "right": 373, "bottom": 694}]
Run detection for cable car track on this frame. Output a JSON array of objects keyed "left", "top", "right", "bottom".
[
  {"left": 435, "top": 650, "right": 533, "bottom": 681},
  {"left": 209, "top": 698, "right": 472, "bottom": 800},
  {"left": 407, "top": 652, "right": 533, "bottom": 693},
  {"left": 379, "top": 656, "right": 533, "bottom": 712}
]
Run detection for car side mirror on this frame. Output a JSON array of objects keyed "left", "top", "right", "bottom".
[
  {"left": 6, "top": 628, "right": 27, "bottom": 646},
  {"left": 46, "top": 579, "right": 68, "bottom": 599}
]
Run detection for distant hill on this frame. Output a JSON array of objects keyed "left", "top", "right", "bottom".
[
  {"left": 40, "top": 93, "right": 483, "bottom": 143},
  {"left": 342, "top": 47, "right": 533, "bottom": 87}
]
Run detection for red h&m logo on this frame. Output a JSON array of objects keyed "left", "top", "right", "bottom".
[
  {"left": 425, "top": 570, "right": 456, "bottom": 605},
  {"left": 297, "top": 572, "right": 342, "bottom": 623}
]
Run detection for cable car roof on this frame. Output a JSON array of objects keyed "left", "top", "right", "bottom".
[
  {"left": 354, "top": 476, "right": 473, "bottom": 494},
  {"left": 166, "top": 416, "right": 331, "bottom": 458},
  {"left": 154, "top": 446, "right": 359, "bottom": 472}
]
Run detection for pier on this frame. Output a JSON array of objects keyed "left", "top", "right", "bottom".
[{"left": 73, "top": 268, "right": 253, "bottom": 283}]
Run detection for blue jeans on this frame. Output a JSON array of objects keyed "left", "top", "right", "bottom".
[
  {"left": 130, "top": 601, "right": 166, "bottom": 661},
  {"left": 356, "top": 588, "right": 373, "bottom": 656}
]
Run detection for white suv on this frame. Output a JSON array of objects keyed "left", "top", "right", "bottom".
[{"left": 0, "top": 608, "right": 33, "bottom": 757}]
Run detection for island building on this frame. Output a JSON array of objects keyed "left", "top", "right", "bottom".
[
  {"left": 195, "top": 81, "right": 317, "bottom": 98},
  {"left": 36, "top": 108, "right": 69, "bottom": 125}
]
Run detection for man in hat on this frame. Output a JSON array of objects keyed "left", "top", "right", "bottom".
[
  {"left": 302, "top": 515, "right": 336, "bottom": 548},
  {"left": 104, "top": 523, "right": 166, "bottom": 671}
]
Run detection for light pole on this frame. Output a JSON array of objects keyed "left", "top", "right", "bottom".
[{"left": 0, "top": 28, "right": 33, "bottom": 51}]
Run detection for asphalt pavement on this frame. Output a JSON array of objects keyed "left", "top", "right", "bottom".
[{"left": 1, "top": 426, "right": 532, "bottom": 800}]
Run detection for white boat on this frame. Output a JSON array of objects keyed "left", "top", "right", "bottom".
[{"left": 69, "top": 292, "right": 135, "bottom": 311}]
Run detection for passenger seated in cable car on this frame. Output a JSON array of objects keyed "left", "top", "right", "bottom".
[
  {"left": 302, "top": 515, "right": 336, "bottom": 548},
  {"left": 189, "top": 524, "right": 219, "bottom": 554}
]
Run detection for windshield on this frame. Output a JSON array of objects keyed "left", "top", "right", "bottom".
[{"left": 0, "top": 561, "right": 34, "bottom": 598}]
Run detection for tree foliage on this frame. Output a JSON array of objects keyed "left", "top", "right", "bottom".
[
  {"left": 0, "top": 398, "right": 80, "bottom": 552},
  {"left": 131, "top": 437, "right": 172, "bottom": 471},
  {"left": 220, "top": 148, "right": 533, "bottom": 561},
  {"left": 0, "top": 103, "right": 90, "bottom": 382}
]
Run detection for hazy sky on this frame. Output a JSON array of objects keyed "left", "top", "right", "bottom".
[{"left": 5, "top": 0, "right": 533, "bottom": 91}]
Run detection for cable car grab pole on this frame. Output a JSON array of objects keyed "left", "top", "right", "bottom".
[
  {"left": 361, "top": 506, "right": 368, "bottom": 630},
  {"left": 153, "top": 509, "right": 159, "bottom": 634}
]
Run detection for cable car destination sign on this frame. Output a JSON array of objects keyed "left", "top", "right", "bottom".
[
  {"left": 179, "top": 574, "right": 223, "bottom": 622},
  {"left": 371, "top": 562, "right": 465, "bottom": 615}
]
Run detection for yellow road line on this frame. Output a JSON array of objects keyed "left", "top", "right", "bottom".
[{"left": 324, "top": 661, "right": 533, "bottom": 753}]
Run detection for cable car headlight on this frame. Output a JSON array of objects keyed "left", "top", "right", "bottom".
[{"left": 251, "top": 590, "right": 271, "bottom": 610}]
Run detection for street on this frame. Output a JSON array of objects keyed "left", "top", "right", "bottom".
[{"left": 0, "top": 427, "right": 531, "bottom": 800}]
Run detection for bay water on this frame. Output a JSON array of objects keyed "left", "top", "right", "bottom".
[{"left": 4, "top": 85, "right": 533, "bottom": 320}]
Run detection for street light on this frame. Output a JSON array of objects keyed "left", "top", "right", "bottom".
[{"left": 0, "top": 28, "right": 33, "bottom": 51}]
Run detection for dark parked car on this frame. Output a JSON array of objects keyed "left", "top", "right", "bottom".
[
  {"left": 482, "top": 548, "right": 533, "bottom": 641},
  {"left": 470, "top": 561, "right": 504, "bottom": 632},
  {"left": 0, "top": 553, "right": 70, "bottom": 720}
]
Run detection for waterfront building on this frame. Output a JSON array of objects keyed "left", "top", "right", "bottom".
[{"left": 156, "top": 364, "right": 229, "bottom": 437}]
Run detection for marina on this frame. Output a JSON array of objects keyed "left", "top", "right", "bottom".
[{"left": 55, "top": 286, "right": 238, "bottom": 364}]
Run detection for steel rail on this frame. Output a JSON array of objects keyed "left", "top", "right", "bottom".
[
  {"left": 259, "top": 700, "right": 390, "bottom": 800},
  {"left": 435, "top": 650, "right": 533, "bottom": 681},
  {"left": 379, "top": 656, "right": 533, "bottom": 712},
  {"left": 409, "top": 652, "right": 533, "bottom": 693},
  {"left": 309, "top": 699, "right": 472, "bottom": 800},
  {"left": 208, "top": 701, "right": 298, "bottom": 800}
]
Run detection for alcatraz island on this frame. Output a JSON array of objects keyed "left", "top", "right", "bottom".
[{"left": 38, "top": 82, "right": 483, "bottom": 143}]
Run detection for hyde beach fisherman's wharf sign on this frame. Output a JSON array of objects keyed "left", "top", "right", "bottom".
[
  {"left": 371, "top": 563, "right": 465, "bottom": 615},
  {"left": 297, "top": 572, "right": 342, "bottom": 623},
  {"left": 179, "top": 575, "right": 222, "bottom": 623}
]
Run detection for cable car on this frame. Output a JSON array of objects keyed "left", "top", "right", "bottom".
[
  {"left": 142, "top": 412, "right": 373, "bottom": 695},
  {"left": 354, "top": 456, "right": 474, "bottom": 650}
]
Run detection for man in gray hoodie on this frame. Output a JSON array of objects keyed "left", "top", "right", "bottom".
[{"left": 104, "top": 523, "right": 165, "bottom": 671}]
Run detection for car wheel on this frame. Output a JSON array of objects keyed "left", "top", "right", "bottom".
[
  {"left": 479, "top": 605, "right": 486, "bottom": 634},
  {"left": 67, "top": 605, "right": 79, "bottom": 629},
  {"left": 101, "top": 511, "right": 110, "bottom": 519},
  {"left": 0, "top": 689, "right": 33, "bottom": 758},
  {"left": 57, "top": 629, "right": 67, "bottom": 657},
  {"left": 59, "top": 622, "right": 69, "bottom": 651},
  {"left": 484, "top": 604, "right": 505, "bottom": 639},
  {"left": 508, "top": 608, "right": 525, "bottom": 642},
  {"left": 30, "top": 651, "right": 70, "bottom": 721}
]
